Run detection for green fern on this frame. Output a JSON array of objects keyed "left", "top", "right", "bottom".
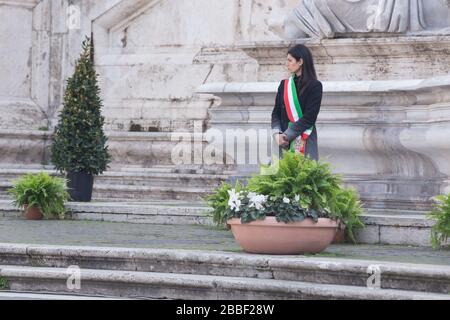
[
  {"left": 329, "top": 187, "right": 365, "bottom": 243},
  {"left": 248, "top": 152, "right": 341, "bottom": 211},
  {"left": 8, "top": 172, "right": 70, "bottom": 219},
  {"left": 0, "top": 277, "right": 9, "bottom": 290},
  {"left": 427, "top": 194, "right": 450, "bottom": 249}
]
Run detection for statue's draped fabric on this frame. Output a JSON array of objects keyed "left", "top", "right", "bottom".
[{"left": 287, "top": 0, "right": 427, "bottom": 38}]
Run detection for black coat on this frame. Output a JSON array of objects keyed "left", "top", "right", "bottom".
[{"left": 271, "top": 77, "right": 323, "bottom": 142}]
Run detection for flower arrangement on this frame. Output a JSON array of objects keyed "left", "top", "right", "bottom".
[
  {"left": 206, "top": 152, "right": 365, "bottom": 243},
  {"left": 225, "top": 187, "right": 328, "bottom": 224}
]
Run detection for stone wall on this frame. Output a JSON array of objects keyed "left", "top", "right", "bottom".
[{"left": 0, "top": 0, "right": 298, "bottom": 133}]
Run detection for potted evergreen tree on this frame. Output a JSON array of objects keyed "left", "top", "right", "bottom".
[{"left": 51, "top": 37, "right": 111, "bottom": 202}]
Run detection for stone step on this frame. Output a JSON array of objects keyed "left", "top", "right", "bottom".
[
  {"left": 0, "top": 166, "right": 232, "bottom": 201},
  {"left": 356, "top": 210, "right": 437, "bottom": 247},
  {"left": 91, "top": 184, "right": 214, "bottom": 201},
  {"left": 0, "top": 264, "right": 448, "bottom": 300},
  {"left": 0, "top": 130, "right": 236, "bottom": 168},
  {"left": 0, "top": 167, "right": 230, "bottom": 187},
  {"left": 1, "top": 244, "right": 449, "bottom": 295},
  {"left": 0, "top": 200, "right": 212, "bottom": 225},
  {"left": 0, "top": 184, "right": 215, "bottom": 202},
  {"left": 94, "top": 172, "right": 228, "bottom": 188},
  {"left": 0, "top": 200, "right": 440, "bottom": 246},
  {"left": 0, "top": 291, "right": 128, "bottom": 300}
]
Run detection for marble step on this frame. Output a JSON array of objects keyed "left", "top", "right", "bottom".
[
  {"left": 0, "top": 264, "right": 448, "bottom": 300},
  {"left": 0, "top": 201, "right": 441, "bottom": 246},
  {"left": 0, "top": 130, "right": 235, "bottom": 168},
  {"left": 0, "top": 167, "right": 231, "bottom": 187},
  {"left": 1, "top": 244, "right": 449, "bottom": 295},
  {"left": 0, "top": 167, "right": 232, "bottom": 201},
  {"left": 0, "top": 200, "right": 212, "bottom": 225}
]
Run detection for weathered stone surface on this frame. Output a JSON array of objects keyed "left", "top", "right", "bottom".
[
  {"left": 284, "top": 0, "right": 450, "bottom": 39},
  {"left": 237, "top": 36, "right": 450, "bottom": 81},
  {"left": 379, "top": 226, "right": 431, "bottom": 246},
  {"left": 0, "top": 243, "right": 450, "bottom": 298},
  {"left": 0, "top": 130, "right": 50, "bottom": 165},
  {"left": 355, "top": 226, "right": 380, "bottom": 245},
  {"left": 3, "top": 265, "right": 449, "bottom": 299},
  {"left": 0, "top": 198, "right": 441, "bottom": 246},
  {"left": 0, "top": 130, "right": 234, "bottom": 172}
]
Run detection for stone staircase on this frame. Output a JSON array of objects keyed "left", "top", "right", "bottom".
[
  {"left": 0, "top": 200, "right": 438, "bottom": 246},
  {"left": 0, "top": 164, "right": 443, "bottom": 246},
  {"left": 0, "top": 244, "right": 448, "bottom": 299},
  {"left": 0, "top": 165, "right": 234, "bottom": 202}
]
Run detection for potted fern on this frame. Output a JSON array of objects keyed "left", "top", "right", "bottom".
[
  {"left": 427, "top": 194, "right": 450, "bottom": 249},
  {"left": 8, "top": 172, "right": 70, "bottom": 220},
  {"left": 51, "top": 37, "right": 111, "bottom": 202},
  {"left": 205, "top": 152, "right": 365, "bottom": 254}
]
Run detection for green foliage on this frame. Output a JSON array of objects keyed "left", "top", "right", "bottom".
[
  {"left": 204, "top": 181, "right": 236, "bottom": 228},
  {"left": 427, "top": 194, "right": 450, "bottom": 249},
  {"left": 0, "top": 277, "right": 9, "bottom": 290},
  {"left": 329, "top": 187, "right": 365, "bottom": 243},
  {"left": 205, "top": 152, "right": 365, "bottom": 243},
  {"left": 247, "top": 152, "right": 342, "bottom": 211},
  {"left": 263, "top": 197, "right": 327, "bottom": 223},
  {"left": 51, "top": 37, "right": 111, "bottom": 175},
  {"left": 7, "top": 172, "right": 70, "bottom": 219}
]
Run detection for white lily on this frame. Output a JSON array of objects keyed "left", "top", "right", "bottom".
[
  {"left": 294, "top": 194, "right": 300, "bottom": 202},
  {"left": 283, "top": 197, "right": 290, "bottom": 204}
]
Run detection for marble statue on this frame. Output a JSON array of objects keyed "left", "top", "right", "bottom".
[{"left": 285, "top": 0, "right": 450, "bottom": 39}]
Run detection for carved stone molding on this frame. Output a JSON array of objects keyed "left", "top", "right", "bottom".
[
  {"left": 198, "top": 76, "right": 450, "bottom": 210},
  {"left": 0, "top": 0, "right": 48, "bottom": 129},
  {"left": 91, "top": 0, "right": 164, "bottom": 54},
  {"left": 0, "top": 0, "right": 40, "bottom": 9},
  {"left": 236, "top": 35, "right": 450, "bottom": 81}
]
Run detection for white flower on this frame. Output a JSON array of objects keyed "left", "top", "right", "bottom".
[
  {"left": 248, "top": 193, "right": 268, "bottom": 211},
  {"left": 283, "top": 197, "right": 290, "bottom": 204},
  {"left": 294, "top": 195, "right": 300, "bottom": 202},
  {"left": 247, "top": 192, "right": 258, "bottom": 199},
  {"left": 230, "top": 199, "right": 242, "bottom": 211},
  {"left": 228, "top": 189, "right": 242, "bottom": 211}
]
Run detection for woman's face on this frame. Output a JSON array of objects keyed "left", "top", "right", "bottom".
[{"left": 286, "top": 54, "right": 303, "bottom": 74}]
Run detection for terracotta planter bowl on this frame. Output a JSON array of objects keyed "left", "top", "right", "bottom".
[
  {"left": 24, "top": 205, "right": 43, "bottom": 220},
  {"left": 228, "top": 217, "right": 338, "bottom": 255},
  {"left": 333, "top": 226, "right": 346, "bottom": 244}
]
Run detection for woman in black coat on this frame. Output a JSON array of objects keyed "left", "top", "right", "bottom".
[{"left": 271, "top": 44, "right": 323, "bottom": 161}]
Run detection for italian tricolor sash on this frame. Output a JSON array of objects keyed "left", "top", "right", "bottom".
[{"left": 283, "top": 75, "right": 313, "bottom": 154}]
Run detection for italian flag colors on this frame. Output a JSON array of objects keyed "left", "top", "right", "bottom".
[{"left": 283, "top": 75, "right": 313, "bottom": 154}]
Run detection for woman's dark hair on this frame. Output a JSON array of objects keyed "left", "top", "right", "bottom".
[{"left": 287, "top": 44, "right": 317, "bottom": 95}]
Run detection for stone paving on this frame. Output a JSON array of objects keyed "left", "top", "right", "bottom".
[{"left": 0, "top": 218, "right": 449, "bottom": 266}]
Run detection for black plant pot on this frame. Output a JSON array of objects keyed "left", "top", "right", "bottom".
[{"left": 67, "top": 172, "right": 94, "bottom": 202}]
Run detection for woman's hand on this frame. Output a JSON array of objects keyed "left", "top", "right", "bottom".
[{"left": 275, "top": 133, "right": 289, "bottom": 148}]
